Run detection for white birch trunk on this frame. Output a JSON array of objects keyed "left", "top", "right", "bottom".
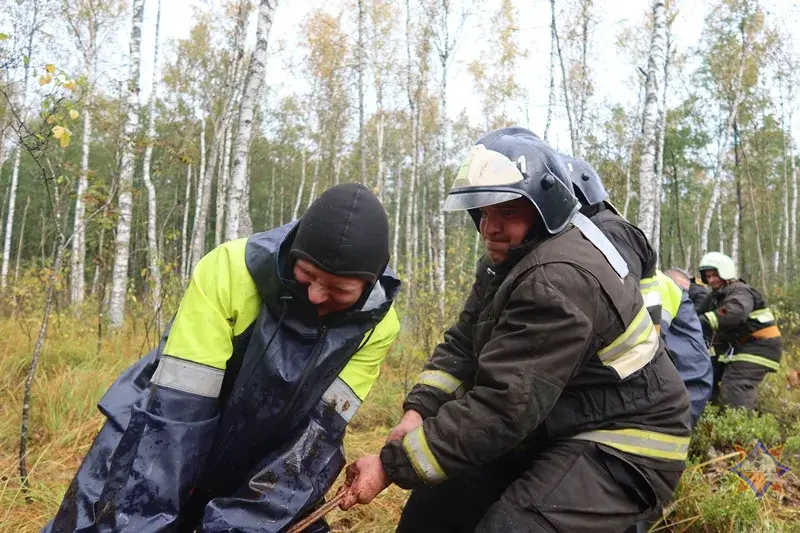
[
  {"left": 292, "top": 148, "right": 307, "bottom": 220},
  {"left": 718, "top": 202, "right": 724, "bottom": 253},
  {"left": 180, "top": 165, "right": 191, "bottom": 282},
  {"left": 1, "top": 3, "right": 36, "bottom": 290},
  {"left": 357, "top": 0, "right": 366, "bottom": 186},
  {"left": 215, "top": 121, "right": 232, "bottom": 247},
  {"left": 1, "top": 148, "right": 22, "bottom": 288},
  {"left": 783, "top": 164, "right": 790, "bottom": 281},
  {"left": 637, "top": 0, "right": 665, "bottom": 243},
  {"left": 190, "top": 121, "right": 223, "bottom": 272},
  {"left": 108, "top": 0, "right": 144, "bottom": 327},
  {"left": 226, "top": 0, "right": 278, "bottom": 240},
  {"left": 701, "top": 33, "right": 750, "bottom": 256},
  {"left": 792, "top": 153, "right": 797, "bottom": 267},
  {"left": 376, "top": 112, "right": 385, "bottom": 203},
  {"left": 142, "top": 0, "right": 162, "bottom": 329},
  {"left": 732, "top": 192, "right": 740, "bottom": 268},
  {"left": 190, "top": 116, "right": 207, "bottom": 268},
  {"left": 268, "top": 163, "right": 275, "bottom": 228},
  {"left": 307, "top": 153, "right": 320, "bottom": 209}
]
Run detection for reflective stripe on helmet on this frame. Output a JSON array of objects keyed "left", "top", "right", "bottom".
[
  {"left": 571, "top": 428, "right": 689, "bottom": 461},
  {"left": 417, "top": 370, "right": 463, "bottom": 396},
  {"left": 704, "top": 311, "right": 719, "bottom": 330},
  {"left": 403, "top": 426, "right": 447, "bottom": 484},
  {"left": 572, "top": 213, "right": 629, "bottom": 278},
  {"left": 151, "top": 355, "right": 225, "bottom": 398},
  {"left": 322, "top": 378, "right": 362, "bottom": 423},
  {"left": 597, "top": 306, "right": 658, "bottom": 379},
  {"left": 718, "top": 352, "right": 781, "bottom": 371}
]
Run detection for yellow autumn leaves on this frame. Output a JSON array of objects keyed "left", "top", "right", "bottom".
[{"left": 36, "top": 63, "right": 81, "bottom": 147}]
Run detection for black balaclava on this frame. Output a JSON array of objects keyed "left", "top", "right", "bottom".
[{"left": 290, "top": 183, "right": 390, "bottom": 283}]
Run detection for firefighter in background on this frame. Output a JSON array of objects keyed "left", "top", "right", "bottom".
[{"left": 697, "top": 252, "right": 782, "bottom": 409}]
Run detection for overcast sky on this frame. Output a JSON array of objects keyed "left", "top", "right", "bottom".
[{"left": 131, "top": 0, "right": 800, "bottom": 155}]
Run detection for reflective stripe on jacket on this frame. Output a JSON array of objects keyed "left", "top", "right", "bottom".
[{"left": 45, "top": 223, "right": 401, "bottom": 533}]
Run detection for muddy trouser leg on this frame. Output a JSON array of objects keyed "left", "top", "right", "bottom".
[
  {"left": 396, "top": 454, "right": 524, "bottom": 533},
  {"left": 474, "top": 440, "right": 684, "bottom": 533},
  {"left": 720, "top": 361, "right": 769, "bottom": 410}
]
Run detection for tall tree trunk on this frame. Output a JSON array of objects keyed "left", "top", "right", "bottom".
[
  {"left": 215, "top": 121, "right": 232, "bottom": 246},
  {"left": 68, "top": 1, "right": 98, "bottom": 307},
  {"left": 551, "top": 0, "right": 576, "bottom": 155},
  {"left": 292, "top": 148, "right": 307, "bottom": 220},
  {"left": 392, "top": 163, "right": 403, "bottom": 273},
  {"left": 108, "top": 0, "right": 145, "bottom": 327},
  {"left": 791, "top": 148, "right": 797, "bottom": 272},
  {"left": 180, "top": 164, "right": 192, "bottom": 282},
  {"left": 307, "top": 153, "right": 320, "bottom": 209},
  {"left": 1, "top": 2, "right": 37, "bottom": 290},
  {"left": 637, "top": 0, "right": 665, "bottom": 243},
  {"left": 141, "top": 0, "right": 162, "bottom": 329},
  {"left": 13, "top": 195, "right": 29, "bottom": 287},
  {"left": 744, "top": 152, "right": 768, "bottom": 294},
  {"left": 190, "top": 120, "right": 224, "bottom": 272},
  {"left": 733, "top": 121, "right": 743, "bottom": 273},
  {"left": 0, "top": 184, "right": 8, "bottom": 250},
  {"left": 701, "top": 24, "right": 750, "bottom": 256},
  {"left": 226, "top": 0, "right": 278, "bottom": 240},
  {"left": 1, "top": 148, "right": 22, "bottom": 289},
  {"left": 544, "top": 1, "right": 557, "bottom": 142},
  {"left": 717, "top": 202, "right": 724, "bottom": 253},
  {"left": 268, "top": 162, "right": 275, "bottom": 228},
  {"left": 357, "top": 0, "right": 366, "bottom": 186}
]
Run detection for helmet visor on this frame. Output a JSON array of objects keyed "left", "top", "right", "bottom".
[{"left": 443, "top": 190, "right": 523, "bottom": 212}]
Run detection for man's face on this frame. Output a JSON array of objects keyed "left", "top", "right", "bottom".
[
  {"left": 292, "top": 259, "right": 368, "bottom": 316},
  {"left": 703, "top": 268, "right": 724, "bottom": 290},
  {"left": 479, "top": 198, "right": 537, "bottom": 264}
]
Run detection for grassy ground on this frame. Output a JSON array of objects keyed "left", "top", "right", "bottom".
[{"left": 1, "top": 309, "right": 799, "bottom": 532}]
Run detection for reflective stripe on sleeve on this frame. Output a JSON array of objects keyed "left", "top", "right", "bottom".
[
  {"left": 402, "top": 426, "right": 447, "bottom": 484},
  {"left": 749, "top": 308, "right": 776, "bottom": 324},
  {"left": 704, "top": 311, "right": 719, "bottom": 330},
  {"left": 417, "top": 370, "right": 462, "bottom": 395},
  {"left": 571, "top": 428, "right": 690, "bottom": 461},
  {"left": 322, "top": 377, "right": 362, "bottom": 423},
  {"left": 151, "top": 355, "right": 225, "bottom": 398},
  {"left": 597, "top": 306, "right": 658, "bottom": 379},
  {"left": 718, "top": 352, "right": 781, "bottom": 371},
  {"left": 661, "top": 308, "right": 674, "bottom": 329}
]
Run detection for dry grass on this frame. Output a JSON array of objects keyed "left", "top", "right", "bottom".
[{"left": 1, "top": 309, "right": 799, "bottom": 533}]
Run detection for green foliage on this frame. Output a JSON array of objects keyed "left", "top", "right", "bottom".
[{"left": 690, "top": 405, "right": 783, "bottom": 460}]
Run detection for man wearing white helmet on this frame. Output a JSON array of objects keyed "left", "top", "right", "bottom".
[{"left": 698, "top": 252, "right": 782, "bottom": 409}]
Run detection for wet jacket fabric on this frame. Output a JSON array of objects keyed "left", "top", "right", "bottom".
[
  {"left": 582, "top": 204, "right": 662, "bottom": 331},
  {"left": 688, "top": 280, "right": 710, "bottom": 314},
  {"left": 658, "top": 271, "right": 713, "bottom": 428},
  {"left": 44, "top": 222, "right": 401, "bottom": 533},
  {"left": 699, "top": 280, "right": 781, "bottom": 372},
  {"left": 385, "top": 222, "right": 691, "bottom": 489}
]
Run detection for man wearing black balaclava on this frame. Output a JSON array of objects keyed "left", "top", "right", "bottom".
[{"left": 45, "top": 184, "right": 402, "bottom": 533}]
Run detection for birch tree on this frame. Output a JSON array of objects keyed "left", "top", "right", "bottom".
[
  {"left": 225, "top": 0, "right": 278, "bottom": 240},
  {"left": 637, "top": 0, "right": 666, "bottom": 244},
  {"left": 699, "top": 0, "right": 760, "bottom": 255},
  {"left": 1, "top": 0, "right": 44, "bottom": 289},
  {"left": 141, "top": 0, "right": 162, "bottom": 328},
  {"left": 108, "top": 0, "right": 144, "bottom": 327}
]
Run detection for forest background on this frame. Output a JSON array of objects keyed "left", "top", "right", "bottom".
[{"left": 1, "top": 0, "right": 800, "bottom": 531}]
